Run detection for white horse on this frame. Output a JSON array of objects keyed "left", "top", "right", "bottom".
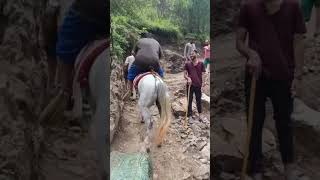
[
  {"left": 137, "top": 73, "right": 172, "bottom": 152},
  {"left": 72, "top": 41, "right": 109, "bottom": 179}
]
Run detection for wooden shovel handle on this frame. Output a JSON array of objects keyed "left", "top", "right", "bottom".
[
  {"left": 241, "top": 76, "right": 256, "bottom": 180},
  {"left": 184, "top": 83, "right": 192, "bottom": 128}
]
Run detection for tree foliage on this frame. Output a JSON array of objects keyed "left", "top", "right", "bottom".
[{"left": 111, "top": 0, "right": 210, "bottom": 60}]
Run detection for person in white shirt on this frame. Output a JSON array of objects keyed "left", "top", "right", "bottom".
[
  {"left": 184, "top": 40, "right": 196, "bottom": 61},
  {"left": 123, "top": 51, "right": 135, "bottom": 96}
]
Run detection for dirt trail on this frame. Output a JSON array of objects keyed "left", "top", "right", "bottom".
[{"left": 112, "top": 48, "right": 210, "bottom": 179}]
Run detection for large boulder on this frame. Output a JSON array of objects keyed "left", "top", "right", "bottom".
[
  {"left": 201, "top": 93, "right": 210, "bottom": 110},
  {"left": 212, "top": 117, "right": 277, "bottom": 175},
  {"left": 292, "top": 98, "right": 320, "bottom": 155}
]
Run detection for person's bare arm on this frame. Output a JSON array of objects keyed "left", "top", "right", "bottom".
[{"left": 293, "top": 34, "right": 304, "bottom": 79}]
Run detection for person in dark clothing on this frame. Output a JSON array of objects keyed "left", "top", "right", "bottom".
[
  {"left": 127, "top": 33, "right": 164, "bottom": 95},
  {"left": 56, "top": 0, "right": 109, "bottom": 99},
  {"left": 184, "top": 50, "right": 206, "bottom": 124},
  {"left": 236, "top": 0, "right": 306, "bottom": 180}
]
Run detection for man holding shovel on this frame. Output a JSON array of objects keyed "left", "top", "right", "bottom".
[
  {"left": 184, "top": 50, "right": 206, "bottom": 124},
  {"left": 236, "top": 0, "right": 306, "bottom": 180}
]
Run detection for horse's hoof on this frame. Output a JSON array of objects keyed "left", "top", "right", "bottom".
[
  {"left": 157, "top": 144, "right": 162, "bottom": 148},
  {"left": 146, "top": 148, "right": 151, "bottom": 153},
  {"left": 141, "top": 120, "right": 145, "bottom": 124}
]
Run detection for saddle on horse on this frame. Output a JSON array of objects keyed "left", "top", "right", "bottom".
[
  {"left": 133, "top": 71, "right": 161, "bottom": 91},
  {"left": 75, "top": 39, "right": 110, "bottom": 88}
]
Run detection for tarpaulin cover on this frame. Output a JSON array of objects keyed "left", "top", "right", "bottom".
[{"left": 110, "top": 151, "right": 152, "bottom": 180}]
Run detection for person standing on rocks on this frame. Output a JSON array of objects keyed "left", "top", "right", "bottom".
[
  {"left": 236, "top": 0, "right": 306, "bottom": 180},
  {"left": 124, "top": 51, "right": 135, "bottom": 85},
  {"left": 184, "top": 39, "right": 196, "bottom": 61},
  {"left": 127, "top": 33, "right": 165, "bottom": 96},
  {"left": 124, "top": 51, "right": 135, "bottom": 97},
  {"left": 184, "top": 50, "right": 206, "bottom": 123},
  {"left": 203, "top": 40, "right": 211, "bottom": 73}
]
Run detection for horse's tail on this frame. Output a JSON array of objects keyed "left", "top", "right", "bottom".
[{"left": 155, "top": 79, "right": 171, "bottom": 146}]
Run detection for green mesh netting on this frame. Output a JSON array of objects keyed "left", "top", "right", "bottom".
[{"left": 110, "top": 151, "right": 152, "bottom": 180}]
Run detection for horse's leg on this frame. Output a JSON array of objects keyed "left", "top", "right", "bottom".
[
  {"left": 141, "top": 107, "right": 153, "bottom": 153},
  {"left": 138, "top": 93, "right": 153, "bottom": 153},
  {"left": 88, "top": 49, "right": 109, "bottom": 179}
]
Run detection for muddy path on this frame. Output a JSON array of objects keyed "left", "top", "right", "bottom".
[
  {"left": 212, "top": 31, "right": 320, "bottom": 180},
  {"left": 111, "top": 47, "right": 210, "bottom": 180}
]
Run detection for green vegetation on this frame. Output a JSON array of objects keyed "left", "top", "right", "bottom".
[{"left": 111, "top": 0, "right": 210, "bottom": 60}]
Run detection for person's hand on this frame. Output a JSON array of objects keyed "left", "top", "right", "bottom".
[
  {"left": 187, "top": 77, "right": 192, "bottom": 84},
  {"left": 291, "top": 76, "right": 302, "bottom": 98},
  {"left": 247, "top": 50, "right": 262, "bottom": 78}
]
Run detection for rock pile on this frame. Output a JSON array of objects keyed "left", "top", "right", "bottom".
[
  {"left": 171, "top": 89, "right": 210, "bottom": 179},
  {"left": 163, "top": 49, "right": 185, "bottom": 74}
]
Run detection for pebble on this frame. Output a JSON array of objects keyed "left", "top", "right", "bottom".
[
  {"left": 182, "top": 147, "right": 188, "bottom": 153},
  {"left": 182, "top": 172, "right": 191, "bottom": 179},
  {"left": 199, "top": 158, "right": 207, "bottom": 163},
  {"left": 181, "top": 134, "right": 187, "bottom": 139},
  {"left": 197, "top": 141, "right": 207, "bottom": 151},
  {"left": 193, "top": 164, "right": 210, "bottom": 179}
]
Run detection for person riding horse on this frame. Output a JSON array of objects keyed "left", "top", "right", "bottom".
[
  {"left": 42, "top": 0, "right": 109, "bottom": 105},
  {"left": 127, "top": 33, "right": 165, "bottom": 96},
  {"left": 41, "top": 1, "right": 109, "bottom": 180}
]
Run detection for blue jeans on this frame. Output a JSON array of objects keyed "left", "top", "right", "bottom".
[
  {"left": 56, "top": 3, "right": 105, "bottom": 64},
  {"left": 127, "top": 64, "right": 164, "bottom": 81}
]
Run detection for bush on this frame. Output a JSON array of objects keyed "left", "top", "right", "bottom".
[
  {"left": 111, "top": 15, "right": 182, "bottom": 60},
  {"left": 111, "top": 16, "right": 145, "bottom": 60}
]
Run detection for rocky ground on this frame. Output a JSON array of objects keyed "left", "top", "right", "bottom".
[
  {"left": 0, "top": 1, "right": 48, "bottom": 179},
  {"left": 212, "top": 26, "right": 320, "bottom": 180},
  {"left": 111, "top": 44, "right": 210, "bottom": 180},
  {"left": 0, "top": 0, "right": 109, "bottom": 179}
]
